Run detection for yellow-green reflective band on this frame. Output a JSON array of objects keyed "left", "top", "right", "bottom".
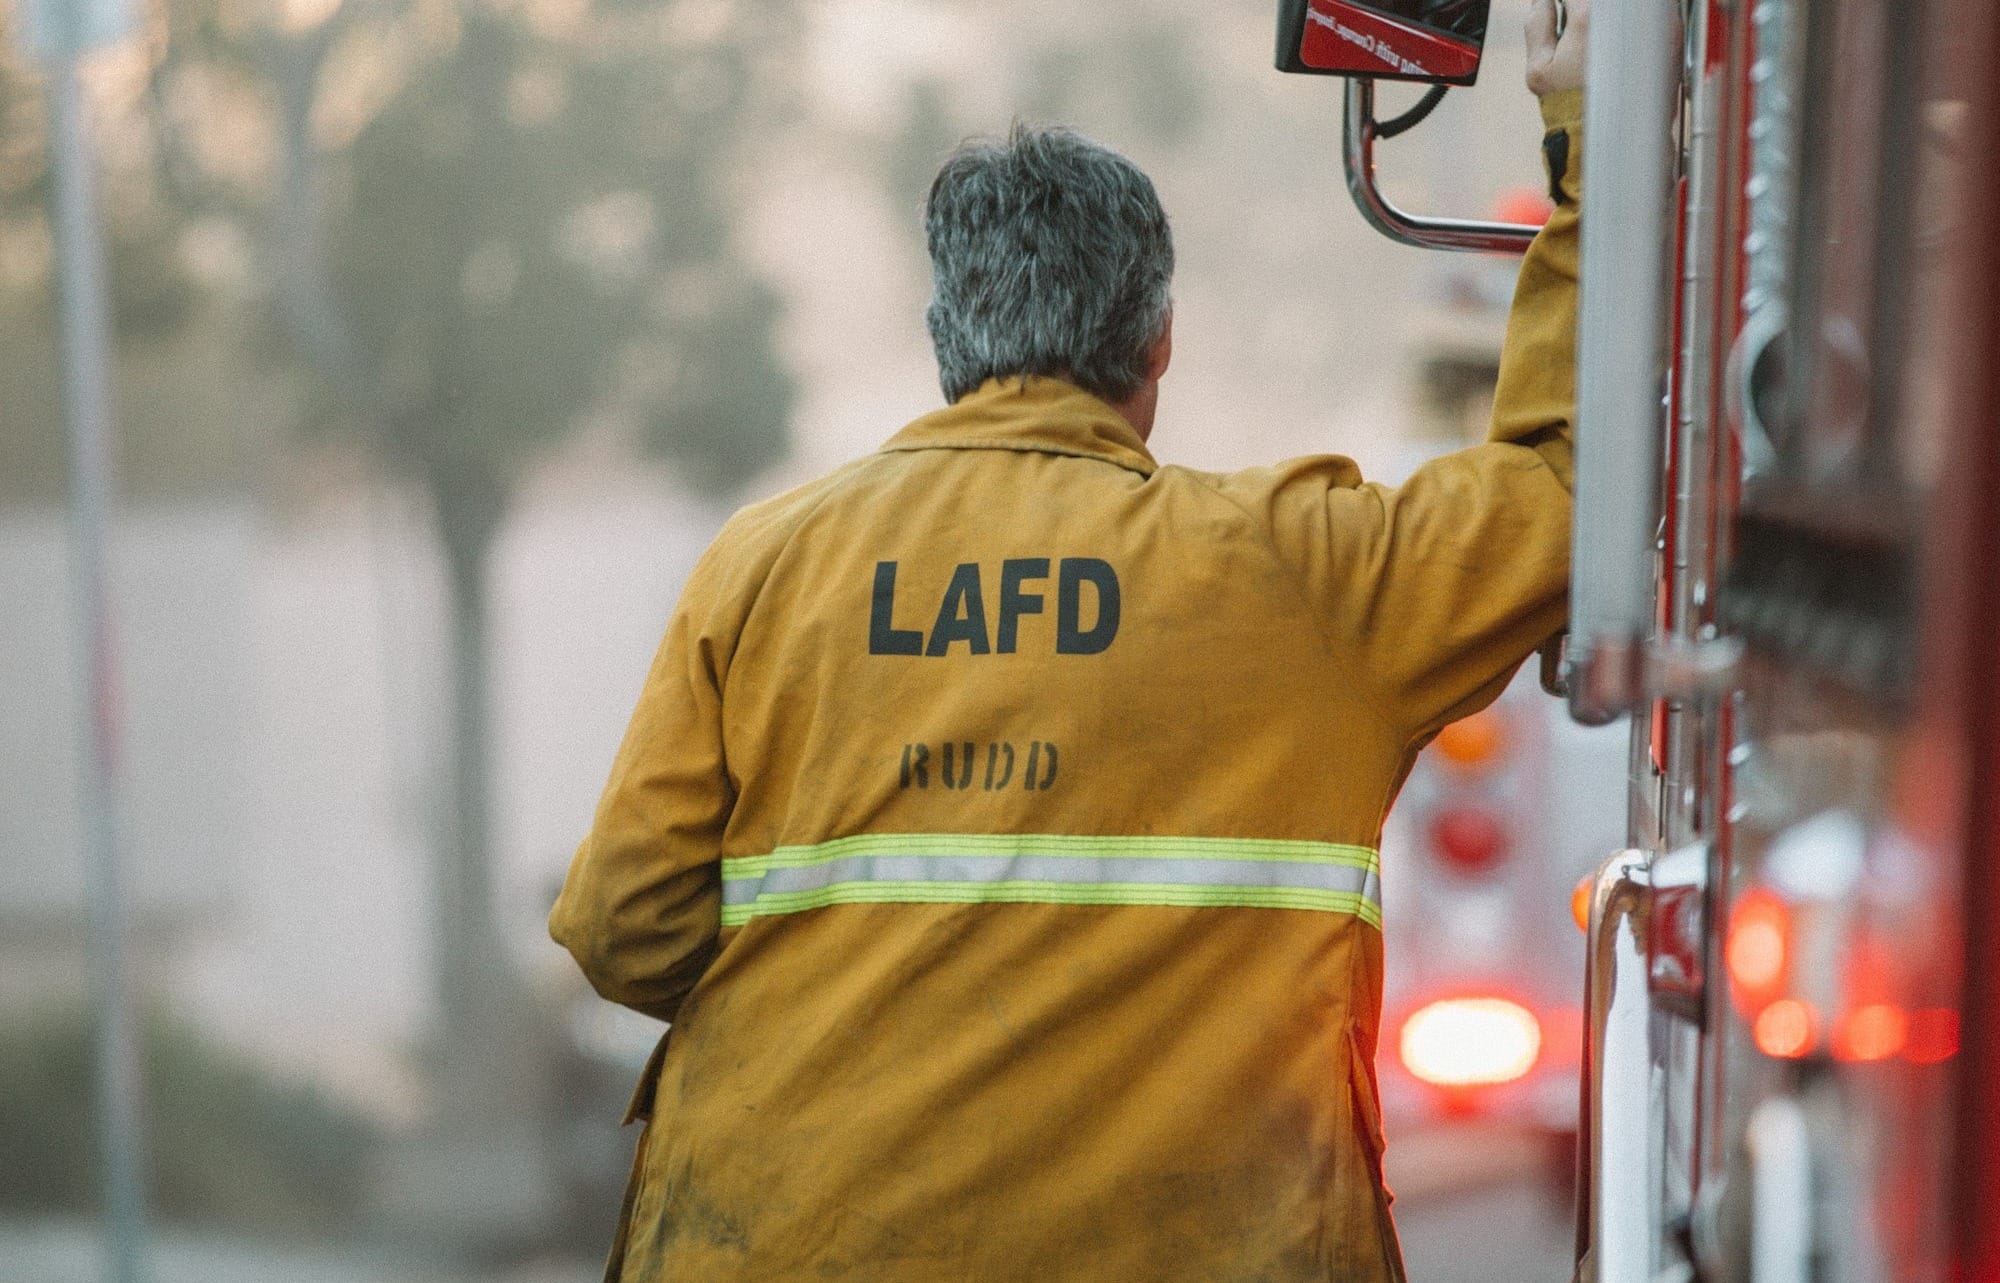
[
  {"left": 718, "top": 834, "right": 1382, "bottom": 929},
  {"left": 725, "top": 832, "right": 1380, "bottom": 874}
]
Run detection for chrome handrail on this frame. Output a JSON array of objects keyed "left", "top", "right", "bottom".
[
  {"left": 1575, "top": 849, "right": 1655, "bottom": 1283},
  {"left": 1341, "top": 79, "right": 1542, "bottom": 255}
]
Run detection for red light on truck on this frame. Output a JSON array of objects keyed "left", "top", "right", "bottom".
[
  {"left": 1428, "top": 806, "right": 1506, "bottom": 873},
  {"left": 1833, "top": 1003, "right": 1909, "bottom": 1063},
  {"left": 1399, "top": 997, "right": 1541, "bottom": 1087},
  {"left": 1753, "top": 998, "right": 1817, "bottom": 1059},
  {"left": 1726, "top": 889, "right": 1791, "bottom": 1014},
  {"left": 1433, "top": 709, "right": 1506, "bottom": 771},
  {"left": 1491, "top": 186, "right": 1555, "bottom": 229},
  {"left": 1904, "top": 1007, "right": 1960, "bottom": 1064},
  {"left": 1571, "top": 874, "right": 1593, "bottom": 932}
]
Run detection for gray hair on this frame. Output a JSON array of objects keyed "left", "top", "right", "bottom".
[{"left": 923, "top": 124, "right": 1174, "bottom": 405}]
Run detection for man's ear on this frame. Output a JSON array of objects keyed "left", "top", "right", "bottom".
[{"left": 1147, "top": 308, "right": 1173, "bottom": 381}]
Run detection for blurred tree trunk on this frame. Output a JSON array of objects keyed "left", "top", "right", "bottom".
[
  {"left": 387, "top": 445, "right": 559, "bottom": 1244},
  {"left": 429, "top": 447, "right": 512, "bottom": 1057}
]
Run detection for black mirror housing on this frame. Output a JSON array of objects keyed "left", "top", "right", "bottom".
[{"left": 1276, "top": 0, "right": 1489, "bottom": 86}]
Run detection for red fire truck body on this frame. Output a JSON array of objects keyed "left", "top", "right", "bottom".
[
  {"left": 1565, "top": 0, "right": 2000, "bottom": 1275},
  {"left": 1567, "top": 0, "right": 2000, "bottom": 1274},
  {"left": 1286, "top": 0, "right": 2000, "bottom": 1274}
]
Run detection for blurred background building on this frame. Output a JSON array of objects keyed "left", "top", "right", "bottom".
[{"left": 0, "top": 0, "right": 1580, "bottom": 1277}]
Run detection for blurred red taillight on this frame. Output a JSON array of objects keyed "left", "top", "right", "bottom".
[
  {"left": 1571, "top": 874, "right": 1594, "bottom": 932},
  {"left": 1399, "top": 997, "right": 1541, "bottom": 1087},
  {"left": 1434, "top": 708, "right": 1507, "bottom": 771},
  {"left": 1726, "top": 887, "right": 1791, "bottom": 1017},
  {"left": 1833, "top": 1003, "right": 1909, "bottom": 1063},
  {"left": 1753, "top": 998, "right": 1817, "bottom": 1059},
  {"left": 1428, "top": 806, "right": 1507, "bottom": 874},
  {"left": 1904, "top": 1008, "right": 1960, "bottom": 1064}
]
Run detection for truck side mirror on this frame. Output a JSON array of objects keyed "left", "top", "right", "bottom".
[{"left": 1275, "top": 0, "right": 1490, "bottom": 86}]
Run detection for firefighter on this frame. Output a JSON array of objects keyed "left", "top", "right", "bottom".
[{"left": 551, "top": 1, "right": 1586, "bottom": 1277}]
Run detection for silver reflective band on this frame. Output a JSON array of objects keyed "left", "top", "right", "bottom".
[{"left": 719, "top": 833, "right": 1382, "bottom": 928}]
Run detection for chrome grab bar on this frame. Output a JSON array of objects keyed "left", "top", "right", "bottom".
[
  {"left": 1575, "top": 849, "right": 1656, "bottom": 1283},
  {"left": 1341, "top": 79, "right": 1541, "bottom": 255},
  {"left": 1564, "top": 0, "right": 1683, "bottom": 725}
]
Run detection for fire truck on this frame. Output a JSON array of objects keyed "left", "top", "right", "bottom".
[{"left": 1283, "top": 0, "right": 2000, "bottom": 1276}]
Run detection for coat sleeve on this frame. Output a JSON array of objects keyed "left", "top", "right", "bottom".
[
  {"left": 548, "top": 541, "right": 740, "bottom": 1024},
  {"left": 1229, "top": 91, "right": 1583, "bottom": 740}
]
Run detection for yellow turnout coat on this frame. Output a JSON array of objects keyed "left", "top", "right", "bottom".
[{"left": 553, "top": 93, "right": 1582, "bottom": 1283}]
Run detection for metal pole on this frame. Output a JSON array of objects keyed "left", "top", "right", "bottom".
[
  {"left": 45, "top": 56, "right": 150, "bottom": 1283},
  {"left": 1564, "top": 0, "right": 1682, "bottom": 725}
]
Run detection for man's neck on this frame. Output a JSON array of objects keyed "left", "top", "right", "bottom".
[{"left": 1110, "top": 380, "right": 1159, "bottom": 443}]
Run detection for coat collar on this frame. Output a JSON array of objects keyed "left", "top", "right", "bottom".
[{"left": 880, "top": 376, "right": 1158, "bottom": 478}]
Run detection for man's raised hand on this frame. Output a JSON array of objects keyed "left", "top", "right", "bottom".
[{"left": 1526, "top": 0, "right": 1589, "bottom": 98}]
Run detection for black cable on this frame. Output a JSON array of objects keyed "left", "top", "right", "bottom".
[{"left": 1373, "top": 84, "right": 1450, "bottom": 141}]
